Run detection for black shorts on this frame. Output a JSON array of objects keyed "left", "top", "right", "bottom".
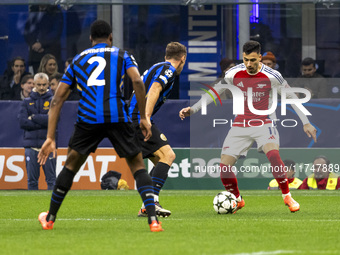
[
  {"left": 134, "top": 123, "right": 169, "bottom": 159},
  {"left": 68, "top": 122, "right": 141, "bottom": 158}
]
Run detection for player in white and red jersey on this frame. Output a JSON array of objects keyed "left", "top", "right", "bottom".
[{"left": 179, "top": 41, "right": 317, "bottom": 213}]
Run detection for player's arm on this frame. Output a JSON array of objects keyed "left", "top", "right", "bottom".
[
  {"left": 276, "top": 78, "right": 317, "bottom": 142},
  {"left": 283, "top": 87, "right": 316, "bottom": 142},
  {"left": 38, "top": 82, "right": 71, "bottom": 165},
  {"left": 145, "top": 82, "right": 162, "bottom": 120},
  {"left": 179, "top": 78, "right": 229, "bottom": 120},
  {"left": 127, "top": 66, "right": 151, "bottom": 141},
  {"left": 179, "top": 68, "right": 239, "bottom": 120}
]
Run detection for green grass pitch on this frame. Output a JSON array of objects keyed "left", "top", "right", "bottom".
[{"left": 0, "top": 190, "right": 339, "bottom": 255}]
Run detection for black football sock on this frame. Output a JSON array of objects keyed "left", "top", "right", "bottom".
[
  {"left": 46, "top": 167, "right": 75, "bottom": 222},
  {"left": 151, "top": 162, "right": 170, "bottom": 199},
  {"left": 134, "top": 169, "right": 157, "bottom": 224}
]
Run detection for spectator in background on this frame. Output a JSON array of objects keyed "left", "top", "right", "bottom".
[
  {"left": 24, "top": 5, "right": 63, "bottom": 73},
  {"left": 299, "top": 155, "right": 340, "bottom": 190},
  {"left": 18, "top": 73, "right": 56, "bottom": 190},
  {"left": 49, "top": 72, "right": 63, "bottom": 95},
  {"left": 292, "top": 57, "right": 328, "bottom": 98},
  {"left": 219, "top": 58, "right": 236, "bottom": 99},
  {"left": 261, "top": 51, "right": 277, "bottom": 70},
  {"left": 38, "top": 54, "right": 59, "bottom": 80},
  {"left": 50, "top": 72, "right": 80, "bottom": 101},
  {"left": 219, "top": 58, "right": 236, "bottom": 78},
  {"left": 12, "top": 74, "right": 34, "bottom": 100},
  {"left": 0, "top": 57, "right": 30, "bottom": 100},
  {"left": 268, "top": 159, "right": 302, "bottom": 190},
  {"left": 64, "top": 57, "right": 73, "bottom": 73}
]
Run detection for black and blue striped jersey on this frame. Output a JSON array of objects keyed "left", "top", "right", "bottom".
[
  {"left": 61, "top": 43, "right": 138, "bottom": 124},
  {"left": 129, "top": 61, "right": 176, "bottom": 122}
]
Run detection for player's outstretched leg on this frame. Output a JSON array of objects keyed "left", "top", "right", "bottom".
[
  {"left": 220, "top": 163, "right": 245, "bottom": 214},
  {"left": 266, "top": 150, "right": 300, "bottom": 212},
  {"left": 150, "top": 162, "right": 172, "bottom": 217},
  {"left": 134, "top": 169, "right": 163, "bottom": 232},
  {"left": 38, "top": 167, "right": 76, "bottom": 230},
  {"left": 138, "top": 164, "right": 172, "bottom": 218}
]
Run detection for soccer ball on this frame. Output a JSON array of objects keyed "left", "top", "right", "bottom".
[{"left": 213, "top": 191, "right": 238, "bottom": 214}]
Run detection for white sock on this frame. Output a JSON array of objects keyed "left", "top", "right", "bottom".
[
  {"left": 154, "top": 194, "right": 159, "bottom": 203},
  {"left": 282, "top": 192, "right": 291, "bottom": 199}
]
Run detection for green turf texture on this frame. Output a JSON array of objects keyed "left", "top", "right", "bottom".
[{"left": 0, "top": 190, "right": 339, "bottom": 255}]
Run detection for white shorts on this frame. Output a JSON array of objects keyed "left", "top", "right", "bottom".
[{"left": 221, "top": 123, "right": 280, "bottom": 159}]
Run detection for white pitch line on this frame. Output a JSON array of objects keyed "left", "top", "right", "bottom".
[
  {"left": 222, "top": 250, "right": 339, "bottom": 255},
  {"left": 221, "top": 218, "right": 340, "bottom": 222},
  {"left": 0, "top": 218, "right": 183, "bottom": 222},
  {"left": 223, "top": 251, "right": 297, "bottom": 255}
]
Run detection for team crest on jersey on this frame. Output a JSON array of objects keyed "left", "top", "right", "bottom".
[
  {"left": 164, "top": 69, "right": 173, "bottom": 78},
  {"left": 257, "top": 84, "right": 267, "bottom": 89}
]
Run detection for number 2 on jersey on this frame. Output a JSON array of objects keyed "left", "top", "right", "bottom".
[{"left": 87, "top": 56, "right": 106, "bottom": 86}]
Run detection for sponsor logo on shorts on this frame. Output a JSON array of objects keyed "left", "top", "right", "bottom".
[{"left": 269, "top": 135, "right": 276, "bottom": 140}]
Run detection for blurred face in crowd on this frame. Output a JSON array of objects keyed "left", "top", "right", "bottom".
[
  {"left": 262, "top": 59, "right": 275, "bottom": 69},
  {"left": 301, "top": 64, "right": 316, "bottom": 77},
  {"left": 49, "top": 78, "right": 59, "bottom": 94},
  {"left": 243, "top": 52, "right": 261, "bottom": 74},
  {"left": 64, "top": 60, "right": 70, "bottom": 73},
  {"left": 222, "top": 63, "right": 236, "bottom": 75},
  {"left": 12, "top": 60, "right": 25, "bottom": 75},
  {"left": 34, "top": 77, "right": 49, "bottom": 95},
  {"left": 21, "top": 78, "right": 34, "bottom": 96},
  {"left": 313, "top": 158, "right": 329, "bottom": 179},
  {"left": 226, "top": 62, "right": 236, "bottom": 71},
  {"left": 39, "top": 5, "right": 48, "bottom": 11},
  {"left": 45, "top": 59, "right": 57, "bottom": 76}
]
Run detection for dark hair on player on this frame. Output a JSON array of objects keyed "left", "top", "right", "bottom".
[
  {"left": 301, "top": 57, "right": 316, "bottom": 67},
  {"left": 243, "top": 41, "right": 261, "bottom": 55},
  {"left": 314, "top": 155, "right": 330, "bottom": 166},
  {"left": 90, "top": 20, "right": 112, "bottom": 40},
  {"left": 165, "top": 42, "right": 187, "bottom": 61}
]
